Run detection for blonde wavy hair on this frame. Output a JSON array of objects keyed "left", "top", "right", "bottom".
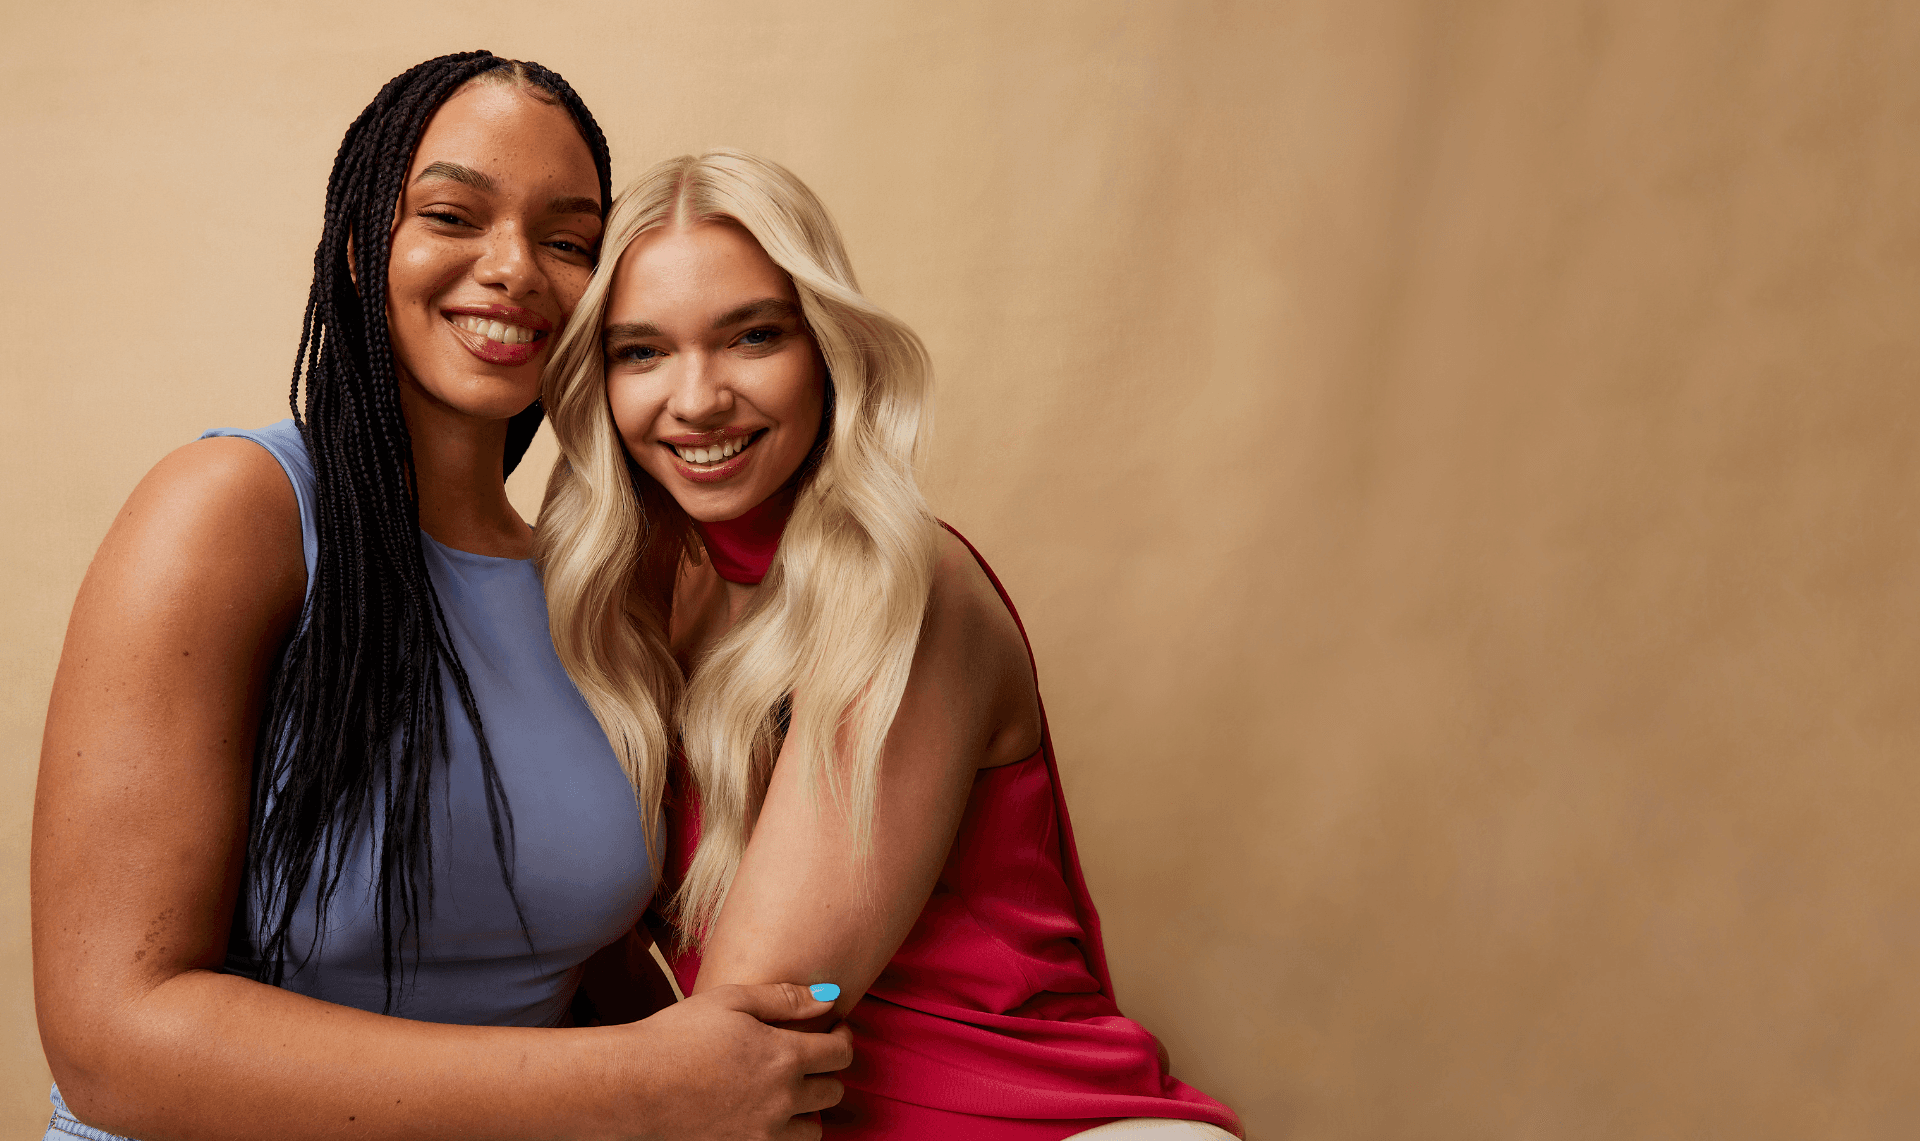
[{"left": 535, "top": 151, "right": 939, "bottom": 941}]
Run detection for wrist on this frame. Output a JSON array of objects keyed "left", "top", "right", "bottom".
[{"left": 570, "top": 1020, "right": 668, "bottom": 1141}]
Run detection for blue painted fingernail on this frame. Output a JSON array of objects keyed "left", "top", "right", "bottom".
[{"left": 810, "top": 983, "right": 841, "bottom": 1002}]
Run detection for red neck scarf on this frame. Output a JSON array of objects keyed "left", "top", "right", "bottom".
[{"left": 693, "top": 493, "right": 794, "bottom": 585}]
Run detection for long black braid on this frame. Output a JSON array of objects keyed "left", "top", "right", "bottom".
[{"left": 245, "top": 52, "right": 614, "bottom": 1010}]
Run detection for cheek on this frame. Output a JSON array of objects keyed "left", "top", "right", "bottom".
[
  {"left": 782, "top": 361, "right": 828, "bottom": 434},
  {"left": 386, "top": 241, "right": 463, "bottom": 339},
  {"left": 742, "top": 355, "right": 824, "bottom": 421},
  {"left": 604, "top": 377, "right": 660, "bottom": 450},
  {"left": 388, "top": 243, "right": 441, "bottom": 300},
  {"left": 552, "top": 264, "right": 593, "bottom": 324},
  {"left": 384, "top": 257, "right": 435, "bottom": 365}
]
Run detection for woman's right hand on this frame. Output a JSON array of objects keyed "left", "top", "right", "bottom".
[
  {"left": 604, "top": 982, "right": 853, "bottom": 1140},
  {"left": 32, "top": 442, "right": 849, "bottom": 1141}
]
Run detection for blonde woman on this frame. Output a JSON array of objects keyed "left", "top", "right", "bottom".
[{"left": 537, "top": 151, "right": 1243, "bottom": 1140}]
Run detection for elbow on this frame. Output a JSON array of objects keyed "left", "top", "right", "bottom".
[
  {"left": 37, "top": 993, "right": 153, "bottom": 1136},
  {"left": 39, "top": 1035, "right": 116, "bottom": 1132},
  {"left": 42, "top": 1045, "right": 156, "bottom": 1140}
]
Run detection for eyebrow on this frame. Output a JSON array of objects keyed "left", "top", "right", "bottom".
[
  {"left": 603, "top": 299, "right": 800, "bottom": 348},
  {"left": 604, "top": 321, "right": 663, "bottom": 343},
  {"left": 414, "top": 160, "right": 494, "bottom": 191},
  {"left": 710, "top": 298, "right": 799, "bottom": 330},
  {"left": 549, "top": 195, "right": 603, "bottom": 217},
  {"left": 413, "top": 164, "right": 602, "bottom": 217}
]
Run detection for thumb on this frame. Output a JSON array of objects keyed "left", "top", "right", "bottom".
[{"left": 714, "top": 981, "right": 842, "bottom": 1023}]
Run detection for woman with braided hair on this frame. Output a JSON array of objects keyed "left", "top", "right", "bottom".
[{"left": 31, "top": 53, "right": 848, "bottom": 1141}]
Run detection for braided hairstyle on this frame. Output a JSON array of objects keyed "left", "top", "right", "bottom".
[{"left": 246, "top": 51, "right": 614, "bottom": 1009}]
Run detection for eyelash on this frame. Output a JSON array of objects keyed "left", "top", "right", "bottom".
[
  {"left": 609, "top": 328, "right": 786, "bottom": 364},
  {"left": 419, "top": 211, "right": 592, "bottom": 257}
]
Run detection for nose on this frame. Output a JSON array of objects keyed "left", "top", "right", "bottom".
[
  {"left": 665, "top": 351, "right": 735, "bottom": 425},
  {"left": 472, "top": 223, "right": 544, "bottom": 299}
]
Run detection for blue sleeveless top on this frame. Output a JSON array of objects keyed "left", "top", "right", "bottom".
[{"left": 205, "top": 420, "right": 655, "bottom": 1026}]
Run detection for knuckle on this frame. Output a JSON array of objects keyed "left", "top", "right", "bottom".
[{"left": 776, "top": 1035, "right": 806, "bottom": 1069}]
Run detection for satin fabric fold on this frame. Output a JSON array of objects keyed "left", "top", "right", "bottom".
[{"left": 656, "top": 524, "right": 1243, "bottom": 1139}]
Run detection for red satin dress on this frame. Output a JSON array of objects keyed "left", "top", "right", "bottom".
[{"left": 655, "top": 522, "right": 1244, "bottom": 1139}]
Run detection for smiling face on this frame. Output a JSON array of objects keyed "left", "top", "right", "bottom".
[
  {"left": 602, "top": 221, "right": 827, "bottom": 523},
  {"left": 386, "top": 81, "right": 602, "bottom": 426}
]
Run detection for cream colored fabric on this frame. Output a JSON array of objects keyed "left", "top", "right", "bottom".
[{"left": 1063, "top": 1119, "right": 1240, "bottom": 1139}]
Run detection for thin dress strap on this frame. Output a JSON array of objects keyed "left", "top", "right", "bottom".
[{"left": 936, "top": 521, "right": 1117, "bottom": 998}]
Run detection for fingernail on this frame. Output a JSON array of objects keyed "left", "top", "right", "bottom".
[{"left": 809, "top": 983, "right": 841, "bottom": 1002}]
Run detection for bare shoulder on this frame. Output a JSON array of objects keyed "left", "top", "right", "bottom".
[
  {"left": 81, "top": 436, "right": 306, "bottom": 643},
  {"left": 123, "top": 435, "right": 302, "bottom": 541},
  {"left": 925, "top": 527, "right": 1022, "bottom": 651},
  {"left": 39, "top": 435, "right": 307, "bottom": 819},
  {"left": 920, "top": 527, "right": 1042, "bottom": 768}
]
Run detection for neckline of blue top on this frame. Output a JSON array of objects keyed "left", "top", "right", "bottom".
[{"left": 421, "top": 529, "right": 534, "bottom": 566}]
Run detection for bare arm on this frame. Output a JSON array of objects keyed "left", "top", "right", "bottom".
[
  {"left": 32, "top": 439, "right": 848, "bottom": 1141},
  {"left": 691, "top": 532, "right": 1043, "bottom": 1021}
]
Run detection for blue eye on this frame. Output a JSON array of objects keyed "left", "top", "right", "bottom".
[
  {"left": 739, "top": 327, "right": 780, "bottom": 346},
  {"left": 613, "top": 344, "right": 660, "bottom": 362}
]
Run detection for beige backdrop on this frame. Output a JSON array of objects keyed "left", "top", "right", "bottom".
[{"left": 5, "top": 1, "right": 1917, "bottom": 1137}]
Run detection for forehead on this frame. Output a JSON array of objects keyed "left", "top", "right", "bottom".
[
  {"left": 405, "top": 82, "right": 597, "bottom": 191},
  {"left": 609, "top": 222, "right": 797, "bottom": 317}
]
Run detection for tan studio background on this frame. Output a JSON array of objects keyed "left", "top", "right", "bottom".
[{"left": 5, "top": 1, "right": 1918, "bottom": 1137}]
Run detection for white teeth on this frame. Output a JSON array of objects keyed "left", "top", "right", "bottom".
[
  {"left": 450, "top": 315, "right": 537, "bottom": 345},
  {"left": 673, "top": 435, "right": 753, "bottom": 464}
]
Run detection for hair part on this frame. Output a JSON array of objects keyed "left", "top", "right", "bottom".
[
  {"left": 536, "top": 151, "right": 940, "bottom": 943},
  {"left": 248, "top": 51, "right": 613, "bottom": 1009}
]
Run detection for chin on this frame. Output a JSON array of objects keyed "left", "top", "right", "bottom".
[
  {"left": 672, "top": 485, "right": 759, "bottom": 522},
  {"left": 440, "top": 377, "right": 545, "bottom": 421}
]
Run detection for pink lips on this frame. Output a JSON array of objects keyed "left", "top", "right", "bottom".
[
  {"left": 443, "top": 305, "right": 553, "bottom": 368},
  {"left": 666, "top": 431, "right": 760, "bottom": 484},
  {"left": 465, "top": 336, "right": 540, "bottom": 366}
]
